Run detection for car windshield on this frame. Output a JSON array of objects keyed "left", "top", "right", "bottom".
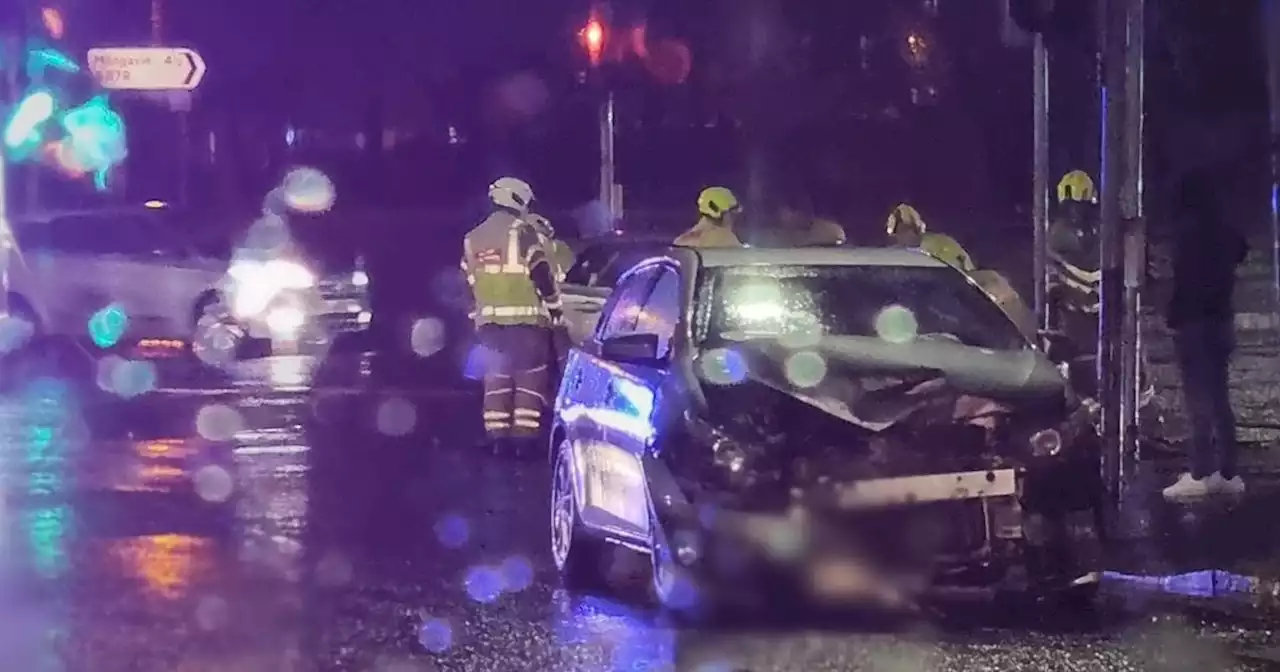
[{"left": 700, "top": 264, "right": 1028, "bottom": 352}]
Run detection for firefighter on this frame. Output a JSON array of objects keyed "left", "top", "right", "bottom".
[
  {"left": 1046, "top": 170, "right": 1101, "bottom": 349},
  {"left": 528, "top": 213, "right": 576, "bottom": 283},
  {"left": 527, "top": 212, "right": 575, "bottom": 383},
  {"left": 885, "top": 203, "right": 976, "bottom": 272},
  {"left": 462, "top": 177, "right": 562, "bottom": 456},
  {"left": 774, "top": 189, "right": 846, "bottom": 246},
  {"left": 674, "top": 186, "right": 745, "bottom": 247}
]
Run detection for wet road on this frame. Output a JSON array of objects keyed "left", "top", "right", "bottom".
[{"left": 0, "top": 360, "right": 1277, "bottom": 671}]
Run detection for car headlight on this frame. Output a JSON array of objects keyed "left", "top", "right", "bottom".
[
  {"left": 1029, "top": 428, "right": 1063, "bottom": 457},
  {"left": 352, "top": 270, "right": 369, "bottom": 287},
  {"left": 265, "top": 260, "right": 315, "bottom": 289}
]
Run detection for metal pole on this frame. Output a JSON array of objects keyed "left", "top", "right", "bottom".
[
  {"left": 1118, "top": 0, "right": 1146, "bottom": 500},
  {"left": 599, "top": 91, "right": 617, "bottom": 223},
  {"left": 0, "top": 35, "right": 17, "bottom": 315},
  {"left": 1097, "top": 0, "right": 1127, "bottom": 516},
  {"left": 1266, "top": 0, "right": 1280, "bottom": 320},
  {"left": 1032, "top": 34, "right": 1051, "bottom": 330}
]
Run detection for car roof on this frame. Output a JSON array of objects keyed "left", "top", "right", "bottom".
[
  {"left": 694, "top": 246, "right": 947, "bottom": 268},
  {"left": 13, "top": 206, "right": 174, "bottom": 225}
]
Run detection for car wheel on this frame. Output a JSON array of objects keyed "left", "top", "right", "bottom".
[
  {"left": 550, "top": 439, "right": 608, "bottom": 591},
  {"left": 648, "top": 512, "right": 717, "bottom": 622}
]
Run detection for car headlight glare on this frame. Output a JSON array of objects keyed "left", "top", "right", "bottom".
[
  {"left": 265, "top": 260, "right": 315, "bottom": 289},
  {"left": 352, "top": 270, "right": 369, "bottom": 287}
]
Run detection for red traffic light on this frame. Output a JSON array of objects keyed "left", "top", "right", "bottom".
[{"left": 580, "top": 17, "right": 605, "bottom": 65}]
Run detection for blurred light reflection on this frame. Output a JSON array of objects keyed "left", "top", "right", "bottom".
[{"left": 110, "top": 534, "right": 214, "bottom": 599}]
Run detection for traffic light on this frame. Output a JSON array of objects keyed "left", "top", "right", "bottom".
[{"left": 580, "top": 15, "right": 606, "bottom": 66}]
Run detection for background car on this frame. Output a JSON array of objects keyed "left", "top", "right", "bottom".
[
  {"left": 548, "top": 246, "right": 1101, "bottom": 617},
  {"left": 8, "top": 205, "right": 225, "bottom": 345}
]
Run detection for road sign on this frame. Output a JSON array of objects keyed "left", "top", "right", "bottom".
[{"left": 86, "top": 47, "right": 206, "bottom": 91}]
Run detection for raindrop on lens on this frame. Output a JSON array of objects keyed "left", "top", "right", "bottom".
[
  {"left": 196, "top": 404, "right": 244, "bottom": 441},
  {"left": 783, "top": 351, "right": 827, "bottom": 388},
  {"left": 375, "top": 397, "right": 416, "bottom": 436},
  {"left": 417, "top": 618, "right": 453, "bottom": 653},
  {"left": 463, "top": 565, "right": 504, "bottom": 603},
  {"left": 410, "top": 318, "right": 446, "bottom": 357},
  {"left": 280, "top": 167, "right": 336, "bottom": 213},
  {"left": 874, "top": 304, "right": 918, "bottom": 343},
  {"left": 193, "top": 465, "right": 234, "bottom": 502},
  {"left": 434, "top": 514, "right": 470, "bottom": 549}
]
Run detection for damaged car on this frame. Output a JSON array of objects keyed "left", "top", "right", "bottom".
[{"left": 548, "top": 246, "right": 1103, "bottom": 617}]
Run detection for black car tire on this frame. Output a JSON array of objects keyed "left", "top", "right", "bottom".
[{"left": 550, "top": 440, "right": 610, "bottom": 592}]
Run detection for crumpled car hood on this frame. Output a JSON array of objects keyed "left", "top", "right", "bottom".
[{"left": 719, "top": 335, "right": 1064, "bottom": 432}]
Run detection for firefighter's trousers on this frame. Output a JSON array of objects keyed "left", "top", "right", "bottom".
[{"left": 477, "top": 324, "right": 553, "bottom": 440}]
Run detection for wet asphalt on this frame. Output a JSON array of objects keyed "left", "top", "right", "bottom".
[{"left": 0, "top": 356, "right": 1276, "bottom": 671}]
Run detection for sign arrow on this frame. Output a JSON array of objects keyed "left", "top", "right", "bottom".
[{"left": 182, "top": 49, "right": 205, "bottom": 88}]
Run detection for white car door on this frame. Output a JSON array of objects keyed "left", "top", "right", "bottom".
[
  {"left": 38, "top": 216, "right": 127, "bottom": 336},
  {"left": 127, "top": 214, "right": 225, "bottom": 339}
]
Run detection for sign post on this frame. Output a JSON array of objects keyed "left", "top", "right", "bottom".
[{"left": 86, "top": 47, "right": 205, "bottom": 91}]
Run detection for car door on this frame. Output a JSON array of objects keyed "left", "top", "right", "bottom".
[
  {"left": 562, "top": 264, "right": 663, "bottom": 540},
  {"left": 38, "top": 215, "right": 133, "bottom": 334},
  {"left": 135, "top": 213, "right": 224, "bottom": 336},
  {"left": 560, "top": 244, "right": 614, "bottom": 345},
  {"left": 560, "top": 243, "right": 665, "bottom": 345}
]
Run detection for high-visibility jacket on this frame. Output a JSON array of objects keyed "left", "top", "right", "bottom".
[
  {"left": 462, "top": 211, "right": 560, "bottom": 327},
  {"left": 919, "top": 232, "right": 976, "bottom": 272},
  {"left": 550, "top": 239, "right": 576, "bottom": 283},
  {"left": 673, "top": 218, "right": 743, "bottom": 248}
]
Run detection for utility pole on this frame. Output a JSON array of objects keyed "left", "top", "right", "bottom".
[
  {"left": 1117, "top": 0, "right": 1146, "bottom": 507},
  {"left": 1267, "top": 0, "right": 1280, "bottom": 320},
  {"left": 1032, "top": 33, "right": 1051, "bottom": 328},
  {"left": 1096, "top": 0, "right": 1123, "bottom": 521}
]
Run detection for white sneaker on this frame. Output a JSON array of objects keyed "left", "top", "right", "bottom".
[
  {"left": 1162, "top": 473, "right": 1211, "bottom": 501},
  {"left": 1208, "top": 472, "right": 1246, "bottom": 497}
]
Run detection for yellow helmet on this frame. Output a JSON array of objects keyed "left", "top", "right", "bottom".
[
  {"left": 697, "top": 186, "right": 740, "bottom": 219},
  {"left": 1057, "top": 170, "right": 1096, "bottom": 204},
  {"left": 886, "top": 203, "right": 927, "bottom": 235}
]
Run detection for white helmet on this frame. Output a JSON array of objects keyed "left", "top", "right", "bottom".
[{"left": 488, "top": 177, "right": 534, "bottom": 214}]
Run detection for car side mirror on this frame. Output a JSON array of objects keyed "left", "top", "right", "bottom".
[{"left": 600, "top": 332, "right": 662, "bottom": 365}]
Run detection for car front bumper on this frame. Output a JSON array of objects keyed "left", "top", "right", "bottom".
[{"left": 666, "top": 469, "right": 1101, "bottom": 608}]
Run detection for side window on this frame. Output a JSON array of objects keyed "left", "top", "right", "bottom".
[
  {"left": 50, "top": 216, "right": 146, "bottom": 255},
  {"left": 636, "top": 269, "right": 681, "bottom": 358},
  {"left": 596, "top": 266, "right": 660, "bottom": 341},
  {"left": 564, "top": 245, "right": 614, "bottom": 286}
]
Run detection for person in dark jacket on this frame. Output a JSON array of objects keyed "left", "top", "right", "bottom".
[{"left": 1161, "top": 169, "right": 1248, "bottom": 501}]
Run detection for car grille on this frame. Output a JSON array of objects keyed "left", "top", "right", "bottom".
[{"left": 830, "top": 500, "right": 989, "bottom": 562}]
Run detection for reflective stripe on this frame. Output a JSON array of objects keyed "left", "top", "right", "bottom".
[
  {"left": 479, "top": 263, "right": 529, "bottom": 275},
  {"left": 513, "top": 418, "right": 541, "bottom": 429},
  {"left": 483, "top": 411, "right": 511, "bottom": 420},
  {"left": 514, "top": 387, "right": 547, "bottom": 403},
  {"left": 481, "top": 305, "right": 542, "bottom": 317},
  {"left": 505, "top": 225, "right": 526, "bottom": 273},
  {"left": 513, "top": 408, "right": 541, "bottom": 418}
]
